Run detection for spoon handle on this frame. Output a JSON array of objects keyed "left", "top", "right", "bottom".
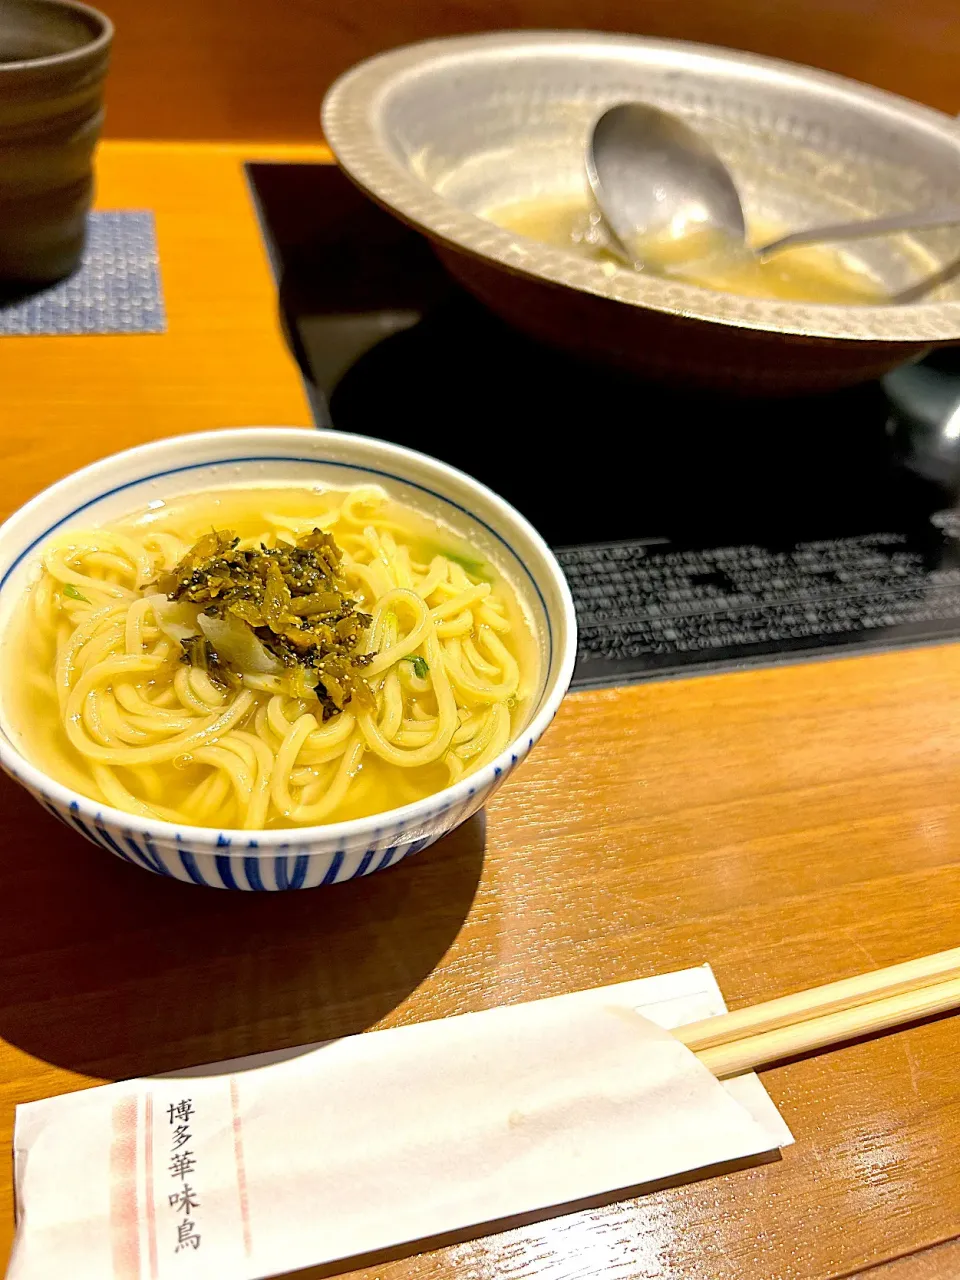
[
  {"left": 889, "top": 253, "right": 960, "bottom": 305},
  {"left": 756, "top": 209, "right": 960, "bottom": 258}
]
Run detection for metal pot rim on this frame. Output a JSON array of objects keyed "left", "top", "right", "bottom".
[{"left": 323, "top": 31, "right": 960, "bottom": 345}]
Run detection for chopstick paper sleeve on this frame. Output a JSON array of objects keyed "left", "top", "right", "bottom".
[{"left": 9, "top": 978, "right": 789, "bottom": 1280}]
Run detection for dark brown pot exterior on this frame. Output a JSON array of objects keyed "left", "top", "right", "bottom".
[
  {"left": 434, "top": 244, "right": 944, "bottom": 395},
  {"left": 0, "top": 0, "right": 112, "bottom": 283}
]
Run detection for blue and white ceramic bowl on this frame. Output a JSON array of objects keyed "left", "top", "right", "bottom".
[{"left": 0, "top": 428, "right": 576, "bottom": 889}]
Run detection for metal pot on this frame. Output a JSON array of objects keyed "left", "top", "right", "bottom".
[{"left": 323, "top": 32, "right": 960, "bottom": 394}]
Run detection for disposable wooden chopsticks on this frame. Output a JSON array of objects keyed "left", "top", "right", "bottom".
[{"left": 673, "top": 948, "right": 960, "bottom": 1079}]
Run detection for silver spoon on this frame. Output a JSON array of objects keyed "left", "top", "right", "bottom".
[{"left": 587, "top": 103, "right": 960, "bottom": 301}]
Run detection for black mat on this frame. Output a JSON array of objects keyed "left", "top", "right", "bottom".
[{"left": 246, "top": 161, "right": 960, "bottom": 687}]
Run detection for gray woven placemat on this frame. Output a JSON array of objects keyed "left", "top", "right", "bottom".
[{"left": 0, "top": 211, "right": 165, "bottom": 336}]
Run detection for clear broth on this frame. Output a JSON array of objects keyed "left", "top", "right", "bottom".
[{"left": 485, "top": 196, "right": 887, "bottom": 305}]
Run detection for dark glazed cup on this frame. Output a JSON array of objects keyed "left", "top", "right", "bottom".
[{"left": 0, "top": 0, "right": 112, "bottom": 283}]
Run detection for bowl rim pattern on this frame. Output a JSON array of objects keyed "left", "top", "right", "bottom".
[
  {"left": 0, "top": 427, "right": 577, "bottom": 854},
  {"left": 322, "top": 30, "right": 960, "bottom": 345}
]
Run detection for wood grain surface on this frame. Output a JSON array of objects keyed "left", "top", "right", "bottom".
[
  {"left": 3, "top": 141, "right": 960, "bottom": 1280},
  {"left": 849, "top": 1238, "right": 960, "bottom": 1279},
  {"left": 93, "top": 0, "right": 960, "bottom": 142},
  {"left": 0, "top": 141, "right": 321, "bottom": 512}
]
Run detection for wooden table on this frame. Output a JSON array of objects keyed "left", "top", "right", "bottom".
[{"left": 2, "top": 141, "right": 960, "bottom": 1280}]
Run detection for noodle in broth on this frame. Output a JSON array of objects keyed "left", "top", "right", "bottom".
[{"left": 3, "top": 485, "right": 538, "bottom": 829}]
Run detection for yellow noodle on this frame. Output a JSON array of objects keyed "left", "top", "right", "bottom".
[
  {"left": 443, "top": 629, "right": 519, "bottom": 703},
  {"left": 338, "top": 486, "right": 388, "bottom": 528},
  {"left": 218, "top": 734, "right": 258, "bottom": 774},
  {"left": 477, "top": 604, "right": 511, "bottom": 633},
  {"left": 43, "top": 550, "right": 132, "bottom": 599},
  {"left": 262, "top": 694, "right": 293, "bottom": 742},
  {"left": 124, "top": 595, "right": 158, "bottom": 655},
  {"left": 301, "top": 740, "right": 353, "bottom": 768},
  {"left": 393, "top": 727, "right": 438, "bottom": 748},
  {"left": 33, "top": 575, "right": 53, "bottom": 622},
  {"left": 192, "top": 744, "right": 254, "bottom": 809},
  {"left": 6, "top": 485, "right": 536, "bottom": 829},
  {"left": 184, "top": 771, "right": 233, "bottom": 824},
  {"left": 415, "top": 556, "right": 450, "bottom": 599},
  {"left": 81, "top": 687, "right": 113, "bottom": 748},
  {"left": 287, "top": 732, "right": 365, "bottom": 824},
  {"left": 462, "top": 636, "right": 499, "bottom": 678},
  {"left": 263, "top": 509, "right": 340, "bottom": 535},
  {"left": 270, "top": 713, "right": 318, "bottom": 817},
  {"left": 452, "top": 711, "right": 486, "bottom": 746},
  {"left": 435, "top": 609, "right": 474, "bottom": 638},
  {"left": 454, "top": 704, "right": 503, "bottom": 762},
  {"left": 226, "top": 731, "right": 275, "bottom": 830},
  {"left": 66, "top": 685, "right": 255, "bottom": 765},
  {"left": 45, "top": 530, "right": 151, "bottom": 587},
  {"left": 377, "top": 669, "right": 404, "bottom": 742},
  {"left": 92, "top": 763, "right": 183, "bottom": 822},
  {"left": 358, "top": 630, "right": 458, "bottom": 768},
  {"left": 127, "top": 710, "right": 197, "bottom": 734},
  {"left": 54, "top": 602, "right": 124, "bottom": 705},
  {"left": 85, "top": 551, "right": 135, "bottom": 578},
  {"left": 289, "top": 764, "right": 324, "bottom": 788},
  {"left": 430, "top": 584, "right": 490, "bottom": 621},
  {"left": 188, "top": 667, "right": 227, "bottom": 708},
  {"left": 365, "top": 589, "right": 432, "bottom": 676},
  {"left": 355, "top": 555, "right": 394, "bottom": 600},
  {"left": 445, "top": 751, "right": 466, "bottom": 784},
  {"left": 243, "top": 673, "right": 285, "bottom": 695},
  {"left": 403, "top": 713, "right": 437, "bottom": 732},
  {"left": 396, "top": 547, "right": 416, "bottom": 591},
  {"left": 341, "top": 561, "right": 380, "bottom": 601},
  {"left": 143, "top": 531, "right": 187, "bottom": 568},
  {"left": 429, "top": 578, "right": 468, "bottom": 602},
  {"left": 470, "top": 701, "right": 513, "bottom": 770},
  {"left": 73, "top": 623, "right": 125, "bottom": 676},
  {"left": 173, "top": 665, "right": 210, "bottom": 715},
  {"left": 301, "top": 710, "right": 356, "bottom": 757},
  {"left": 114, "top": 681, "right": 190, "bottom": 722},
  {"left": 296, "top": 761, "right": 339, "bottom": 806},
  {"left": 97, "top": 692, "right": 151, "bottom": 745},
  {"left": 254, "top": 701, "right": 281, "bottom": 749}
]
